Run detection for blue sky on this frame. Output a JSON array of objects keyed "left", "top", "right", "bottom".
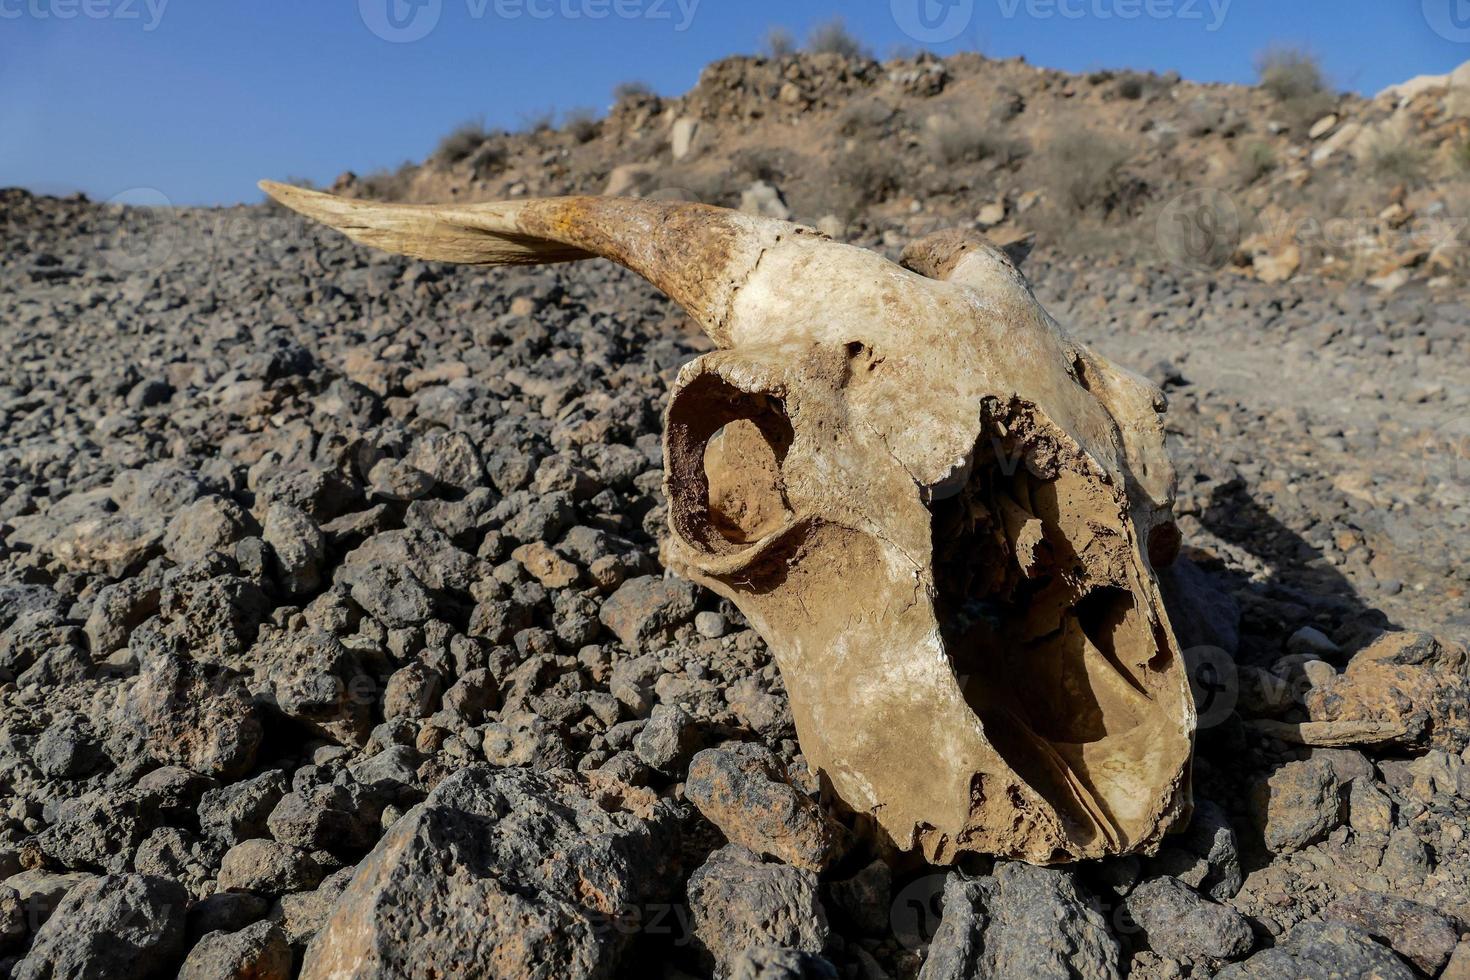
[{"left": 3, "top": 0, "right": 1467, "bottom": 205}]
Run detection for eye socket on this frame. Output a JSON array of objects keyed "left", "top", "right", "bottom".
[
  {"left": 705, "top": 419, "right": 789, "bottom": 544},
  {"left": 666, "top": 373, "right": 794, "bottom": 555}
]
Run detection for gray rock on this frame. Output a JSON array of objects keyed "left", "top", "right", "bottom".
[
  {"left": 1215, "top": 920, "right": 1414, "bottom": 979},
  {"left": 1, "top": 610, "right": 87, "bottom": 682},
  {"left": 36, "top": 790, "right": 152, "bottom": 873},
  {"left": 1380, "top": 827, "right": 1431, "bottom": 881},
  {"left": 827, "top": 859, "right": 891, "bottom": 935},
  {"left": 132, "top": 827, "right": 216, "bottom": 895},
  {"left": 1306, "top": 748, "right": 1375, "bottom": 785},
  {"left": 178, "top": 920, "right": 292, "bottom": 980},
  {"left": 1346, "top": 778, "right": 1394, "bottom": 835},
  {"left": 13, "top": 874, "right": 187, "bottom": 980},
  {"left": 218, "top": 839, "right": 324, "bottom": 896},
  {"left": 599, "top": 575, "right": 698, "bottom": 652},
  {"left": 152, "top": 567, "right": 270, "bottom": 666},
  {"left": 367, "top": 458, "right": 435, "bottom": 501},
  {"left": 1251, "top": 758, "right": 1341, "bottom": 853},
  {"left": 919, "top": 863, "right": 1120, "bottom": 980},
  {"left": 269, "top": 866, "right": 354, "bottom": 949},
  {"left": 1324, "top": 891, "right": 1458, "bottom": 975},
  {"left": 187, "top": 891, "right": 271, "bottom": 944},
  {"left": 263, "top": 502, "right": 326, "bottom": 596},
  {"left": 33, "top": 716, "right": 104, "bottom": 780},
  {"left": 633, "top": 702, "right": 701, "bottom": 775},
  {"left": 124, "top": 650, "right": 262, "bottom": 779},
  {"left": 348, "top": 745, "right": 422, "bottom": 795},
  {"left": 1143, "top": 798, "right": 1242, "bottom": 900},
  {"left": 0, "top": 585, "right": 68, "bottom": 634},
  {"left": 687, "top": 845, "right": 828, "bottom": 980},
  {"left": 726, "top": 675, "right": 796, "bottom": 740},
  {"left": 1125, "top": 876, "right": 1253, "bottom": 961},
  {"left": 84, "top": 578, "right": 161, "bottom": 655},
  {"left": 339, "top": 561, "right": 435, "bottom": 627},
  {"left": 728, "top": 945, "right": 839, "bottom": 980},
  {"left": 1287, "top": 625, "right": 1340, "bottom": 658},
  {"left": 405, "top": 429, "right": 486, "bottom": 493},
  {"left": 298, "top": 766, "right": 678, "bottom": 979},
  {"left": 695, "top": 611, "right": 728, "bottom": 639},
  {"left": 266, "top": 782, "right": 381, "bottom": 855},
  {"left": 199, "top": 770, "right": 290, "bottom": 845},
  {"left": 251, "top": 628, "right": 374, "bottom": 746},
  {"left": 163, "top": 496, "right": 254, "bottom": 565},
  {"left": 0, "top": 871, "right": 97, "bottom": 953},
  {"left": 441, "top": 667, "right": 498, "bottom": 723}
]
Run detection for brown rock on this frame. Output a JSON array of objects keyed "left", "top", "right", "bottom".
[
  {"left": 1306, "top": 631, "right": 1470, "bottom": 752},
  {"left": 126, "top": 651, "right": 262, "bottom": 779},
  {"left": 1325, "top": 892, "right": 1457, "bottom": 975},
  {"left": 512, "top": 541, "right": 580, "bottom": 589},
  {"left": 686, "top": 743, "right": 845, "bottom": 872},
  {"left": 179, "top": 921, "right": 292, "bottom": 980}
]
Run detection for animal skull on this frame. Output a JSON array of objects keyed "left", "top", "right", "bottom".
[{"left": 261, "top": 183, "right": 1194, "bottom": 863}]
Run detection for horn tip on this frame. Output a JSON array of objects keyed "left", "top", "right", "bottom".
[{"left": 258, "top": 179, "right": 325, "bottom": 213}]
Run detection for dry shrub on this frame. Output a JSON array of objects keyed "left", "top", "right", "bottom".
[
  {"left": 1256, "top": 47, "right": 1325, "bottom": 101},
  {"left": 803, "top": 144, "right": 900, "bottom": 222},
  {"left": 1454, "top": 141, "right": 1470, "bottom": 176},
  {"left": 806, "top": 17, "right": 869, "bottom": 60},
  {"left": 1236, "top": 141, "right": 1278, "bottom": 185},
  {"left": 1035, "top": 128, "right": 1134, "bottom": 214},
  {"left": 563, "top": 108, "right": 600, "bottom": 145},
  {"left": 1362, "top": 123, "right": 1430, "bottom": 187},
  {"left": 358, "top": 163, "right": 416, "bottom": 201},
  {"left": 1114, "top": 72, "right": 1152, "bottom": 100},
  {"left": 433, "top": 120, "right": 489, "bottom": 167},
  {"left": 837, "top": 97, "right": 896, "bottom": 137},
  {"left": 1256, "top": 47, "right": 1335, "bottom": 134},
  {"left": 925, "top": 110, "right": 1023, "bottom": 166},
  {"left": 613, "top": 80, "right": 655, "bottom": 102},
  {"left": 763, "top": 26, "right": 796, "bottom": 58}
]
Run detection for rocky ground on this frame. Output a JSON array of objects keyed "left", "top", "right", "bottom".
[{"left": 3, "top": 53, "right": 1470, "bottom": 980}]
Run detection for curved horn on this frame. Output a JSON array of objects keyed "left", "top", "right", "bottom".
[{"left": 259, "top": 181, "right": 784, "bottom": 346}]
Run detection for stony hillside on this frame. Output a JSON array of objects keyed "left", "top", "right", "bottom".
[{"left": 334, "top": 52, "right": 1470, "bottom": 295}]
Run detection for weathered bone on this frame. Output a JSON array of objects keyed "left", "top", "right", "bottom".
[{"left": 261, "top": 181, "right": 1194, "bottom": 864}]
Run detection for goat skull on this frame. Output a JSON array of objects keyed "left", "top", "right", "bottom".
[{"left": 261, "top": 183, "right": 1194, "bottom": 863}]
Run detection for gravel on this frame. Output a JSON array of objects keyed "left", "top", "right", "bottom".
[{"left": 2, "top": 118, "right": 1469, "bottom": 975}]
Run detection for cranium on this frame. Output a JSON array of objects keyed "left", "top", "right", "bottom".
[{"left": 261, "top": 182, "right": 1194, "bottom": 863}]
